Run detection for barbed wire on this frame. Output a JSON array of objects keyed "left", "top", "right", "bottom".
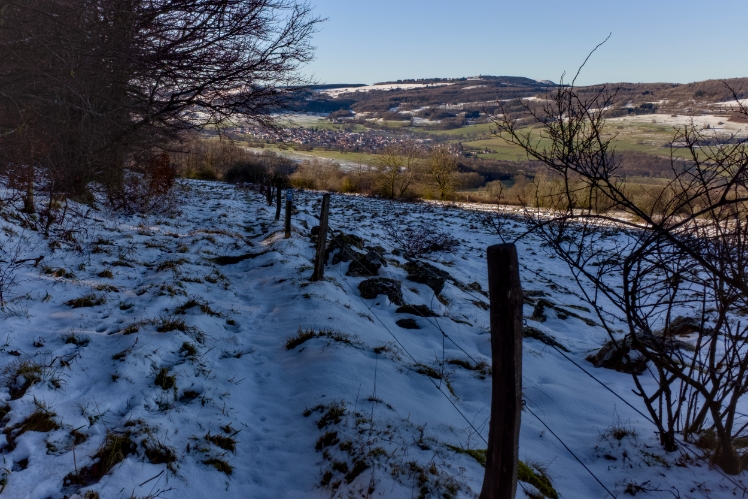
[
  {"left": 544, "top": 338, "right": 748, "bottom": 495},
  {"left": 291, "top": 191, "right": 748, "bottom": 497},
  {"left": 524, "top": 402, "right": 617, "bottom": 498},
  {"left": 316, "top": 202, "right": 621, "bottom": 495}
]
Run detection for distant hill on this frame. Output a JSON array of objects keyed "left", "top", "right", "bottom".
[
  {"left": 293, "top": 76, "right": 748, "bottom": 117},
  {"left": 309, "top": 84, "right": 367, "bottom": 90},
  {"left": 330, "top": 76, "right": 556, "bottom": 114},
  {"left": 374, "top": 75, "right": 555, "bottom": 87}
]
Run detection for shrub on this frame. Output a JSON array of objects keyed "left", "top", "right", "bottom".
[
  {"left": 190, "top": 166, "right": 219, "bottom": 181},
  {"left": 224, "top": 162, "right": 267, "bottom": 184},
  {"left": 383, "top": 224, "right": 459, "bottom": 259}
]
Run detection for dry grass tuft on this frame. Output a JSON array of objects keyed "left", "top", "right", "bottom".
[
  {"left": 65, "top": 294, "right": 106, "bottom": 308},
  {"left": 2, "top": 403, "right": 60, "bottom": 451},
  {"left": 42, "top": 266, "right": 75, "bottom": 279},
  {"left": 2, "top": 359, "right": 47, "bottom": 399},
  {"left": 203, "top": 458, "right": 233, "bottom": 475},
  {"left": 205, "top": 432, "right": 237, "bottom": 453},
  {"left": 64, "top": 431, "right": 137, "bottom": 487},
  {"left": 285, "top": 328, "right": 356, "bottom": 350},
  {"left": 142, "top": 437, "right": 178, "bottom": 473},
  {"left": 62, "top": 332, "right": 90, "bottom": 347},
  {"left": 154, "top": 367, "right": 177, "bottom": 395},
  {"left": 156, "top": 258, "right": 189, "bottom": 273},
  {"left": 175, "top": 297, "right": 221, "bottom": 317}
]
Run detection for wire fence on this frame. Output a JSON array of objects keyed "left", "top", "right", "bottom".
[
  {"left": 297, "top": 191, "right": 621, "bottom": 497},
  {"left": 323, "top": 220, "right": 624, "bottom": 497},
  {"left": 267, "top": 188, "right": 748, "bottom": 498}
]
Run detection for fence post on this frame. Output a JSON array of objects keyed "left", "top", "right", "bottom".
[
  {"left": 311, "top": 193, "right": 330, "bottom": 282},
  {"left": 275, "top": 179, "right": 282, "bottom": 221},
  {"left": 480, "top": 243, "right": 523, "bottom": 499},
  {"left": 266, "top": 177, "right": 272, "bottom": 206},
  {"left": 285, "top": 189, "right": 293, "bottom": 239}
]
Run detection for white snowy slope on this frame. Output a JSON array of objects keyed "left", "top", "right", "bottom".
[{"left": 0, "top": 180, "right": 744, "bottom": 499}]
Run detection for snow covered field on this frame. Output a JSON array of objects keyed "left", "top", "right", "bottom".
[
  {"left": 0, "top": 180, "right": 744, "bottom": 498},
  {"left": 607, "top": 113, "right": 748, "bottom": 135},
  {"left": 318, "top": 83, "right": 453, "bottom": 98}
]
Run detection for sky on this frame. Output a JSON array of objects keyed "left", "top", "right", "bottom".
[{"left": 304, "top": 0, "right": 748, "bottom": 86}]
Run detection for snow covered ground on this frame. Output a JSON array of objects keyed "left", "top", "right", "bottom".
[
  {"left": 0, "top": 181, "right": 744, "bottom": 498},
  {"left": 607, "top": 113, "right": 748, "bottom": 135},
  {"left": 318, "top": 83, "right": 453, "bottom": 98}
]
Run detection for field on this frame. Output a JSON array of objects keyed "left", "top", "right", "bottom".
[
  {"left": 273, "top": 113, "right": 742, "bottom": 166},
  {"left": 0, "top": 180, "right": 740, "bottom": 498}
]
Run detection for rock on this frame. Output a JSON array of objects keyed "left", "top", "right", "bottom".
[
  {"left": 396, "top": 304, "right": 439, "bottom": 317},
  {"left": 403, "top": 260, "right": 450, "bottom": 294},
  {"left": 588, "top": 332, "right": 695, "bottom": 375},
  {"left": 366, "top": 246, "right": 388, "bottom": 263},
  {"left": 358, "top": 278, "right": 404, "bottom": 306},
  {"left": 337, "top": 233, "right": 365, "bottom": 248},
  {"left": 662, "top": 316, "right": 701, "bottom": 336},
  {"left": 346, "top": 250, "right": 382, "bottom": 277},
  {"left": 365, "top": 250, "right": 387, "bottom": 267},
  {"left": 396, "top": 318, "right": 420, "bottom": 329},
  {"left": 586, "top": 336, "right": 648, "bottom": 375},
  {"left": 325, "top": 232, "right": 366, "bottom": 265},
  {"left": 330, "top": 246, "right": 353, "bottom": 265}
]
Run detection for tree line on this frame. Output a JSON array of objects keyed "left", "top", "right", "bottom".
[
  {"left": 287, "top": 144, "right": 468, "bottom": 200},
  {"left": 0, "top": 0, "right": 319, "bottom": 217}
]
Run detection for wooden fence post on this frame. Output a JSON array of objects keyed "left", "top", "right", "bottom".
[
  {"left": 275, "top": 179, "right": 282, "bottom": 221},
  {"left": 284, "top": 189, "right": 293, "bottom": 239},
  {"left": 480, "top": 243, "right": 523, "bottom": 499},
  {"left": 311, "top": 193, "right": 330, "bottom": 281},
  {"left": 266, "top": 177, "right": 273, "bottom": 206}
]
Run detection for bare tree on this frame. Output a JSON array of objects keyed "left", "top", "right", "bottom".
[
  {"left": 490, "top": 71, "right": 748, "bottom": 474},
  {"left": 426, "top": 145, "right": 459, "bottom": 200},
  {"left": 374, "top": 143, "right": 422, "bottom": 198},
  {"left": 0, "top": 0, "right": 320, "bottom": 214}
]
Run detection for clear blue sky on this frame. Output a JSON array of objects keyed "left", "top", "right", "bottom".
[{"left": 305, "top": 0, "right": 748, "bottom": 85}]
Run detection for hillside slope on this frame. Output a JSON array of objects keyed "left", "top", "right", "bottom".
[
  {"left": 302, "top": 76, "right": 748, "bottom": 115},
  {"left": 0, "top": 181, "right": 742, "bottom": 498}
]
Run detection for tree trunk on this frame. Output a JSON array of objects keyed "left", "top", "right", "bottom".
[
  {"left": 23, "top": 149, "right": 35, "bottom": 214},
  {"left": 714, "top": 413, "right": 741, "bottom": 474}
]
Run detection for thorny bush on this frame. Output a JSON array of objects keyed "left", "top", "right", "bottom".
[{"left": 491, "top": 61, "right": 748, "bottom": 474}]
